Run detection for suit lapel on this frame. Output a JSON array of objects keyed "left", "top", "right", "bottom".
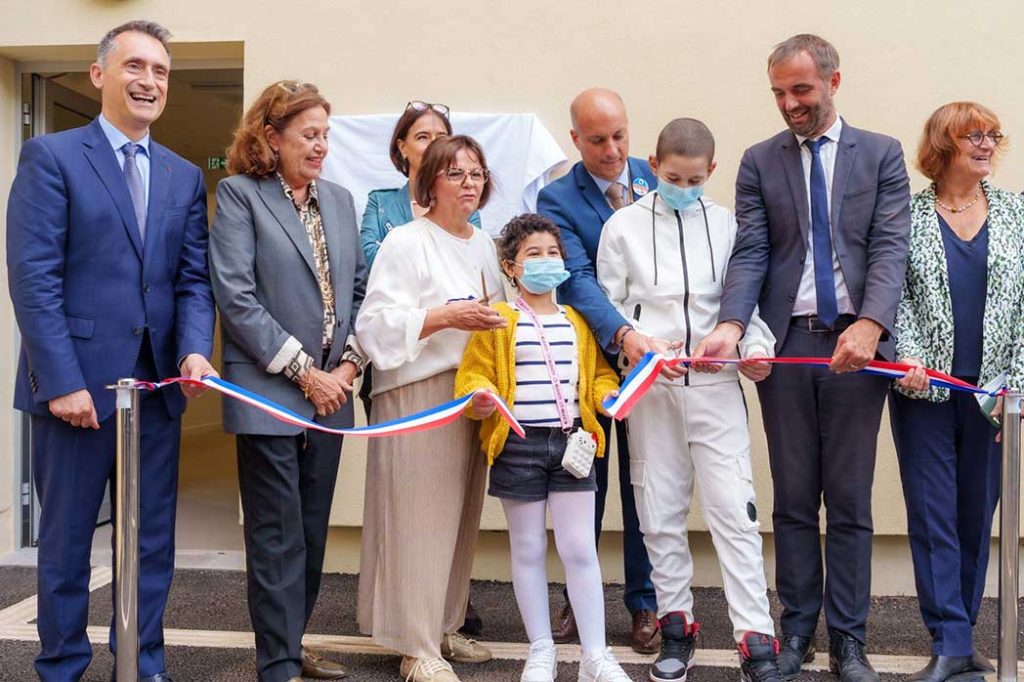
[
  {"left": 144, "top": 143, "right": 172, "bottom": 265},
  {"left": 320, "top": 186, "right": 345, "bottom": 300},
  {"left": 830, "top": 130, "right": 858, "bottom": 234},
  {"left": 779, "top": 137, "right": 810, "bottom": 250},
  {"left": 82, "top": 120, "right": 143, "bottom": 260},
  {"left": 627, "top": 158, "right": 653, "bottom": 202},
  {"left": 257, "top": 175, "right": 317, "bottom": 276},
  {"left": 575, "top": 163, "right": 613, "bottom": 225}
]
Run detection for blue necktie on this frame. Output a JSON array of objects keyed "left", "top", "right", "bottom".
[
  {"left": 805, "top": 138, "right": 838, "bottom": 327},
  {"left": 122, "top": 142, "right": 146, "bottom": 243}
]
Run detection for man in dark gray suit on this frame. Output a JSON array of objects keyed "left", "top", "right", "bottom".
[{"left": 694, "top": 34, "right": 910, "bottom": 682}]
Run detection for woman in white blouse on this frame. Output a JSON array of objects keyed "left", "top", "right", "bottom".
[{"left": 355, "top": 135, "right": 506, "bottom": 682}]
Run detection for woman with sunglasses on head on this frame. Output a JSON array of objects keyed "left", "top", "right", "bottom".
[
  {"left": 890, "top": 101, "right": 1024, "bottom": 682},
  {"left": 355, "top": 135, "right": 506, "bottom": 682},
  {"left": 209, "top": 80, "right": 365, "bottom": 682}
]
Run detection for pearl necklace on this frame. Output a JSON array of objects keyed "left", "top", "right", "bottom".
[{"left": 935, "top": 187, "right": 981, "bottom": 214}]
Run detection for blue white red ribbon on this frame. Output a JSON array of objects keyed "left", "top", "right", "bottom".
[
  {"left": 603, "top": 353, "right": 1008, "bottom": 420},
  {"left": 134, "top": 376, "right": 524, "bottom": 438},
  {"left": 131, "top": 355, "right": 1005, "bottom": 436}
]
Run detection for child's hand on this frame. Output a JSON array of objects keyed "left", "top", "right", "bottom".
[
  {"left": 598, "top": 390, "right": 618, "bottom": 417},
  {"left": 471, "top": 392, "right": 497, "bottom": 419},
  {"left": 739, "top": 351, "right": 772, "bottom": 382}
]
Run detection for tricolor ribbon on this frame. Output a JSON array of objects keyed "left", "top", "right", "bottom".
[
  {"left": 133, "top": 376, "right": 525, "bottom": 438},
  {"left": 603, "top": 353, "right": 1008, "bottom": 420}
]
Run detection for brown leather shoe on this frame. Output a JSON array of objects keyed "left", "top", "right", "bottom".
[
  {"left": 552, "top": 601, "right": 578, "bottom": 644},
  {"left": 301, "top": 646, "right": 348, "bottom": 679},
  {"left": 631, "top": 608, "right": 662, "bottom": 654}
]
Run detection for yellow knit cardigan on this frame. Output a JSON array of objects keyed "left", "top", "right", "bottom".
[{"left": 454, "top": 302, "right": 621, "bottom": 464}]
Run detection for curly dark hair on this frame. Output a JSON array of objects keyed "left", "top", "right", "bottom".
[{"left": 497, "top": 214, "right": 566, "bottom": 274}]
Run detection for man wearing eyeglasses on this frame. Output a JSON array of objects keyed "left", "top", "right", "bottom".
[
  {"left": 537, "top": 87, "right": 661, "bottom": 655},
  {"left": 693, "top": 34, "right": 910, "bottom": 682}
]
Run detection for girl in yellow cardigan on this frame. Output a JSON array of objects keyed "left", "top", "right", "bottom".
[{"left": 455, "top": 214, "right": 629, "bottom": 682}]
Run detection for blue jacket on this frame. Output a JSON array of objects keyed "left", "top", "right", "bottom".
[
  {"left": 7, "top": 118, "right": 215, "bottom": 421},
  {"left": 360, "top": 181, "right": 482, "bottom": 269},
  {"left": 537, "top": 157, "right": 656, "bottom": 349}
]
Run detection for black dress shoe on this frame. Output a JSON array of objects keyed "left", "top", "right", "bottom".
[
  {"left": 778, "top": 633, "right": 816, "bottom": 679},
  {"left": 971, "top": 647, "right": 995, "bottom": 674},
  {"left": 828, "top": 631, "right": 878, "bottom": 682},
  {"left": 907, "top": 655, "right": 980, "bottom": 682}
]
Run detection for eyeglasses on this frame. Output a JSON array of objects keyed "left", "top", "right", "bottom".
[
  {"left": 961, "top": 131, "right": 1005, "bottom": 147},
  {"left": 407, "top": 101, "right": 451, "bottom": 117},
  {"left": 440, "top": 167, "right": 489, "bottom": 184}
]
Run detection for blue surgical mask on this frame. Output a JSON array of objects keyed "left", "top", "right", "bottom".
[
  {"left": 657, "top": 181, "right": 704, "bottom": 212},
  {"left": 517, "top": 257, "right": 570, "bottom": 294}
]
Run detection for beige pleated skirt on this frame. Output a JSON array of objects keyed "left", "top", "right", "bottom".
[{"left": 356, "top": 370, "right": 486, "bottom": 659}]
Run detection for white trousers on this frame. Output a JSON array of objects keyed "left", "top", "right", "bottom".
[{"left": 626, "top": 380, "right": 774, "bottom": 641}]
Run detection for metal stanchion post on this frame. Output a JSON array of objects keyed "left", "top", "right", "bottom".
[
  {"left": 113, "top": 378, "right": 140, "bottom": 682},
  {"left": 999, "top": 391, "right": 1022, "bottom": 682}
]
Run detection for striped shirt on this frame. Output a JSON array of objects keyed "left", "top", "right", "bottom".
[{"left": 512, "top": 304, "right": 580, "bottom": 426}]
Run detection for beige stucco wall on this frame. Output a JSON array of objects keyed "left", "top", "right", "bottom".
[{"left": 1, "top": 1, "right": 1022, "bottom": 592}]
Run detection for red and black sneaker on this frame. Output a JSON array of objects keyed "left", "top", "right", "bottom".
[
  {"left": 649, "top": 612, "right": 698, "bottom": 682},
  {"left": 739, "top": 632, "right": 784, "bottom": 682}
]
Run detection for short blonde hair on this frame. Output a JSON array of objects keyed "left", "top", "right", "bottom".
[{"left": 917, "top": 102, "right": 1003, "bottom": 182}]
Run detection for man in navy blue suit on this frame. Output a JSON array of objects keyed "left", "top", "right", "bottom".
[
  {"left": 537, "top": 88, "right": 663, "bottom": 654},
  {"left": 7, "top": 21, "right": 216, "bottom": 682}
]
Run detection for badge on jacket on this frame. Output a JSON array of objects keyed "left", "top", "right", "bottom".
[{"left": 632, "top": 177, "right": 650, "bottom": 198}]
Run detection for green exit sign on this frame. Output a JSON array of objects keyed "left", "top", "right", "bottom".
[{"left": 207, "top": 156, "right": 228, "bottom": 170}]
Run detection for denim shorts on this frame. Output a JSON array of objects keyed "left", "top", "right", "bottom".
[{"left": 488, "top": 422, "right": 598, "bottom": 501}]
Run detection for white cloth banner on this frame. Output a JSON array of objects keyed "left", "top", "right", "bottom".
[{"left": 321, "top": 113, "right": 568, "bottom": 236}]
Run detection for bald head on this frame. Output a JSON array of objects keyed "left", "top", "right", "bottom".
[
  {"left": 569, "top": 88, "right": 630, "bottom": 181},
  {"left": 570, "top": 88, "right": 626, "bottom": 129}
]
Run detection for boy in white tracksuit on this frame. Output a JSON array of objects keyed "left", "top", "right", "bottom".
[{"left": 596, "top": 118, "right": 782, "bottom": 682}]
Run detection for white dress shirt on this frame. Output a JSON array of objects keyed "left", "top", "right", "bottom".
[
  {"left": 792, "top": 115, "right": 854, "bottom": 317},
  {"left": 97, "top": 113, "right": 151, "bottom": 208}
]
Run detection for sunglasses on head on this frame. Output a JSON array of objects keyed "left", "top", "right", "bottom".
[{"left": 406, "top": 101, "right": 451, "bottom": 117}]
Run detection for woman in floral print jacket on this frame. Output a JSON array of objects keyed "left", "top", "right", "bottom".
[{"left": 889, "top": 102, "right": 1024, "bottom": 682}]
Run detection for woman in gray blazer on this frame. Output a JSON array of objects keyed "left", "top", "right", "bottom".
[{"left": 209, "top": 80, "right": 367, "bottom": 682}]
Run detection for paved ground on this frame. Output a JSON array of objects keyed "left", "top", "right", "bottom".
[
  {"left": 0, "top": 566, "right": 36, "bottom": 612},
  {"left": 0, "top": 640, "right": 914, "bottom": 682},
  {"left": 2, "top": 567, "right": 1021, "bottom": 681}
]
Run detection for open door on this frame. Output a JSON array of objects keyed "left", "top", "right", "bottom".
[{"left": 18, "top": 74, "right": 103, "bottom": 547}]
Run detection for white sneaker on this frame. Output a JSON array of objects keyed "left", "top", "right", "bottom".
[
  {"left": 521, "top": 638, "right": 558, "bottom": 681},
  {"left": 578, "top": 647, "right": 632, "bottom": 682}
]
